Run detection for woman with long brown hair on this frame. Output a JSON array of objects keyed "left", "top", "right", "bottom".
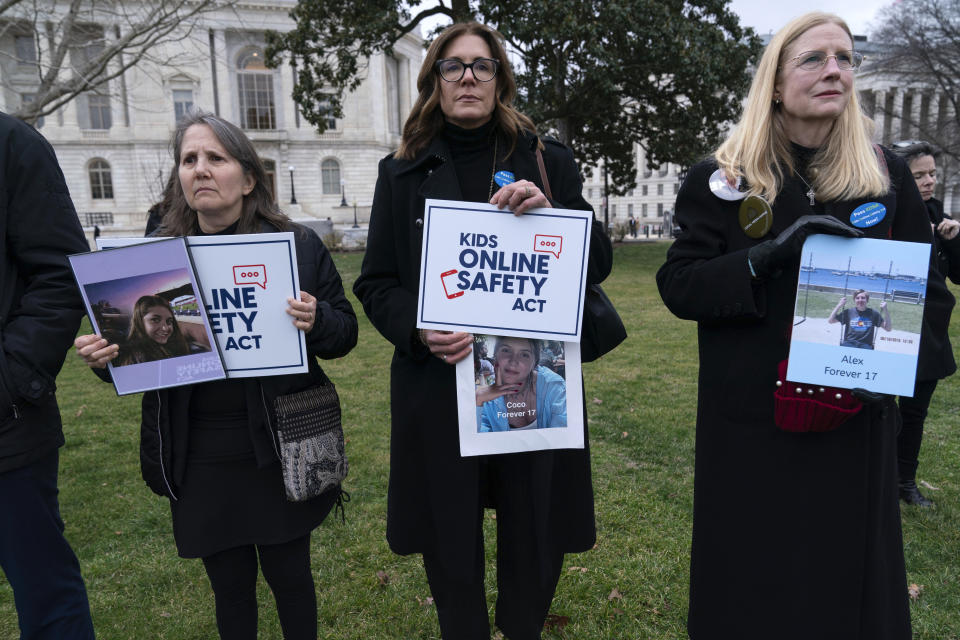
[
  {"left": 76, "top": 111, "right": 357, "bottom": 639},
  {"left": 354, "top": 22, "right": 612, "bottom": 639}
]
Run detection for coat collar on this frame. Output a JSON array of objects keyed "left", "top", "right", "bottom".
[{"left": 396, "top": 128, "right": 544, "bottom": 201}]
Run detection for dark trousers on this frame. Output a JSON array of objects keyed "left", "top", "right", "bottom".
[
  {"left": 422, "top": 459, "right": 565, "bottom": 640},
  {"left": 0, "top": 449, "right": 95, "bottom": 640},
  {"left": 897, "top": 379, "right": 938, "bottom": 481},
  {"left": 201, "top": 534, "right": 316, "bottom": 640}
]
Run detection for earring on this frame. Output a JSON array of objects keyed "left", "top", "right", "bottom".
[{"left": 774, "top": 95, "right": 782, "bottom": 105}]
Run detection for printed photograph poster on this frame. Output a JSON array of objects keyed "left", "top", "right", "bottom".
[
  {"left": 98, "top": 233, "right": 307, "bottom": 378},
  {"left": 69, "top": 238, "right": 226, "bottom": 395},
  {"left": 787, "top": 235, "right": 930, "bottom": 396},
  {"left": 455, "top": 334, "right": 584, "bottom": 456},
  {"left": 418, "top": 199, "right": 593, "bottom": 341}
]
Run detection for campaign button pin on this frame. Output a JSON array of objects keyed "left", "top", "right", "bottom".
[
  {"left": 850, "top": 202, "right": 886, "bottom": 228},
  {"left": 738, "top": 195, "right": 773, "bottom": 238},
  {"left": 708, "top": 168, "right": 746, "bottom": 201},
  {"left": 494, "top": 170, "right": 516, "bottom": 188}
]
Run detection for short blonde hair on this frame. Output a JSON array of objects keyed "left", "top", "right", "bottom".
[{"left": 715, "top": 12, "right": 887, "bottom": 204}]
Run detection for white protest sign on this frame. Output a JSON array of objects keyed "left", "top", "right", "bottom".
[
  {"left": 99, "top": 233, "right": 307, "bottom": 377},
  {"left": 417, "top": 199, "right": 592, "bottom": 340}
]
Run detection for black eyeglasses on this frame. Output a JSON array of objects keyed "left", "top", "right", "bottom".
[
  {"left": 786, "top": 50, "right": 864, "bottom": 71},
  {"left": 436, "top": 58, "right": 499, "bottom": 82}
]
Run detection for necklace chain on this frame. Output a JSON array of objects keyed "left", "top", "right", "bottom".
[
  {"left": 487, "top": 137, "right": 499, "bottom": 200},
  {"left": 795, "top": 170, "right": 816, "bottom": 206}
]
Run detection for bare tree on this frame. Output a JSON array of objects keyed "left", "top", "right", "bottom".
[
  {"left": 869, "top": 0, "right": 960, "bottom": 173},
  {"left": 0, "top": 0, "right": 226, "bottom": 125}
]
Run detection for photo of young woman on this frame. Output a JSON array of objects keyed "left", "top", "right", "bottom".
[{"left": 474, "top": 335, "right": 567, "bottom": 432}]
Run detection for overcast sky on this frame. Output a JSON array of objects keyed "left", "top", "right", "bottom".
[
  {"left": 420, "top": 2, "right": 897, "bottom": 41},
  {"left": 724, "top": 1, "right": 894, "bottom": 38}
]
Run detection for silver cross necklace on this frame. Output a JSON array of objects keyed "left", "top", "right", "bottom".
[{"left": 795, "top": 170, "right": 816, "bottom": 206}]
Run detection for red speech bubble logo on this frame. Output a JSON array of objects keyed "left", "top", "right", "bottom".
[
  {"left": 233, "top": 264, "right": 267, "bottom": 289},
  {"left": 533, "top": 234, "right": 563, "bottom": 259}
]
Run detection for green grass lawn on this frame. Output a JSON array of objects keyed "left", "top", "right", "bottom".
[{"left": 1, "top": 242, "right": 958, "bottom": 639}]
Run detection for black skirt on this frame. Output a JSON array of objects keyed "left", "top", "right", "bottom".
[{"left": 169, "top": 381, "right": 336, "bottom": 558}]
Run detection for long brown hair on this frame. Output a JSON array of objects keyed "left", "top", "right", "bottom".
[
  {"left": 121, "top": 295, "right": 190, "bottom": 364},
  {"left": 159, "top": 110, "right": 289, "bottom": 236},
  {"left": 396, "top": 22, "right": 538, "bottom": 160}
]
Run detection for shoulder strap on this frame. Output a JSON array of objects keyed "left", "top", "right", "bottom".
[{"left": 535, "top": 145, "right": 553, "bottom": 201}]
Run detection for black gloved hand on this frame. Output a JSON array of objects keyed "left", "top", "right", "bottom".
[
  {"left": 748, "top": 215, "right": 862, "bottom": 280},
  {"left": 851, "top": 387, "right": 886, "bottom": 404}
]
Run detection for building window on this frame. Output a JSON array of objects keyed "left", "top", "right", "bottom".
[
  {"left": 385, "top": 56, "right": 402, "bottom": 135},
  {"left": 657, "top": 183, "right": 664, "bottom": 196},
  {"left": 627, "top": 203, "right": 634, "bottom": 216},
  {"left": 657, "top": 203, "right": 664, "bottom": 216},
  {"left": 674, "top": 183, "right": 679, "bottom": 195},
  {"left": 642, "top": 203, "right": 648, "bottom": 217},
  {"left": 658, "top": 164, "right": 669, "bottom": 177},
  {"left": 237, "top": 48, "right": 275, "bottom": 130},
  {"left": 611, "top": 204, "right": 617, "bottom": 218},
  {"left": 89, "top": 159, "right": 113, "bottom": 199},
  {"left": 21, "top": 93, "right": 43, "bottom": 128},
  {"left": 87, "top": 94, "right": 112, "bottom": 130},
  {"left": 587, "top": 188, "right": 593, "bottom": 198},
  {"left": 173, "top": 89, "right": 194, "bottom": 123},
  {"left": 15, "top": 35, "right": 37, "bottom": 65},
  {"left": 263, "top": 159, "right": 276, "bottom": 201},
  {"left": 642, "top": 184, "right": 648, "bottom": 196},
  {"left": 321, "top": 158, "right": 341, "bottom": 195},
  {"left": 318, "top": 93, "right": 337, "bottom": 130}
]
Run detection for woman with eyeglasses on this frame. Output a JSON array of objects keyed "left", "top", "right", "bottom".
[
  {"left": 353, "top": 21, "right": 612, "bottom": 639},
  {"left": 891, "top": 141, "right": 960, "bottom": 507},
  {"left": 657, "top": 12, "right": 952, "bottom": 640}
]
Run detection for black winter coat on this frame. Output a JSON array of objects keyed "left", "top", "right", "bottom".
[
  {"left": 657, "top": 148, "right": 947, "bottom": 640},
  {"left": 0, "top": 112, "right": 89, "bottom": 473},
  {"left": 353, "top": 130, "right": 612, "bottom": 574},
  {"left": 138, "top": 222, "right": 357, "bottom": 499}
]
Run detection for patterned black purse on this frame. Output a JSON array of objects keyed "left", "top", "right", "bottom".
[{"left": 273, "top": 384, "right": 347, "bottom": 502}]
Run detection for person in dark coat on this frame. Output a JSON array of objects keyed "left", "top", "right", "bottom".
[
  {"left": 0, "top": 112, "right": 96, "bottom": 639},
  {"left": 75, "top": 111, "right": 357, "bottom": 640},
  {"left": 891, "top": 140, "right": 960, "bottom": 506},
  {"left": 657, "top": 13, "right": 953, "bottom": 640},
  {"left": 353, "top": 22, "right": 612, "bottom": 640}
]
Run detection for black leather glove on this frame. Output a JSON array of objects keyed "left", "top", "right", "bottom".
[{"left": 748, "top": 215, "right": 862, "bottom": 280}]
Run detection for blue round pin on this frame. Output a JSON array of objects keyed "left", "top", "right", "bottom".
[
  {"left": 494, "top": 170, "right": 515, "bottom": 188},
  {"left": 850, "top": 202, "right": 886, "bottom": 228}
]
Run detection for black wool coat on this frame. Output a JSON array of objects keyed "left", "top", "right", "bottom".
[
  {"left": 657, "top": 148, "right": 947, "bottom": 640},
  {"left": 353, "top": 130, "right": 612, "bottom": 574},
  {"left": 0, "top": 112, "right": 90, "bottom": 473}
]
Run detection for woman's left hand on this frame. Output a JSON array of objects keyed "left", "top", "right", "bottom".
[
  {"left": 936, "top": 218, "right": 960, "bottom": 240},
  {"left": 489, "top": 179, "right": 551, "bottom": 216},
  {"left": 287, "top": 290, "right": 317, "bottom": 333}
]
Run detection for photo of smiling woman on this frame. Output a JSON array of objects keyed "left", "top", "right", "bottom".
[
  {"left": 475, "top": 335, "right": 567, "bottom": 432},
  {"left": 115, "top": 295, "right": 192, "bottom": 366}
]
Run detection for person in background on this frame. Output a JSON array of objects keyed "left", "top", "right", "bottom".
[
  {"left": 657, "top": 12, "right": 953, "bottom": 640},
  {"left": 891, "top": 140, "right": 960, "bottom": 506},
  {"left": 353, "top": 21, "right": 612, "bottom": 639},
  {"left": 0, "top": 111, "right": 96, "bottom": 639}
]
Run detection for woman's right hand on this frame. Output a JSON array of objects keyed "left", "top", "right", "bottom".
[
  {"left": 420, "top": 329, "right": 473, "bottom": 364},
  {"left": 74, "top": 334, "right": 119, "bottom": 369}
]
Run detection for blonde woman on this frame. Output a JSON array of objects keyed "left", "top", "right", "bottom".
[{"left": 657, "top": 12, "right": 951, "bottom": 640}]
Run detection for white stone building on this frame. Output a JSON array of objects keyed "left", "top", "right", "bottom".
[{"left": 0, "top": 1, "right": 423, "bottom": 238}]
